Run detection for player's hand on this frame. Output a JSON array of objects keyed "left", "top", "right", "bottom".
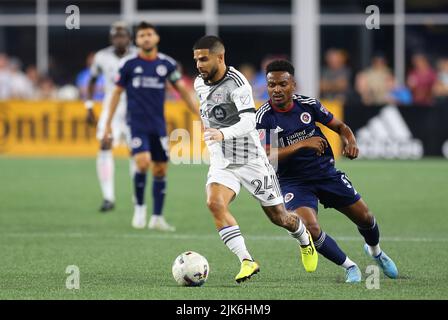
[
  {"left": 302, "top": 136, "right": 328, "bottom": 156},
  {"left": 86, "top": 109, "right": 97, "bottom": 126},
  {"left": 101, "top": 125, "right": 113, "bottom": 147},
  {"left": 204, "top": 128, "right": 224, "bottom": 142},
  {"left": 342, "top": 141, "right": 359, "bottom": 160}
]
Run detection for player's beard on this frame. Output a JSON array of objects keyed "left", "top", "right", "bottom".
[{"left": 203, "top": 65, "right": 218, "bottom": 82}]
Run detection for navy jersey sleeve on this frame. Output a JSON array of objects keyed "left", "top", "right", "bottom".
[
  {"left": 312, "top": 100, "right": 334, "bottom": 125},
  {"left": 167, "top": 60, "right": 182, "bottom": 84},
  {"left": 116, "top": 60, "right": 130, "bottom": 88}
]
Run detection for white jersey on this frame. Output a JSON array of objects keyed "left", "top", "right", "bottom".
[
  {"left": 194, "top": 66, "right": 267, "bottom": 168},
  {"left": 90, "top": 45, "right": 138, "bottom": 110}
]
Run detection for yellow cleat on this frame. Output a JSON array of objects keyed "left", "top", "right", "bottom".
[
  {"left": 300, "top": 230, "right": 318, "bottom": 272},
  {"left": 235, "top": 259, "right": 260, "bottom": 283}
]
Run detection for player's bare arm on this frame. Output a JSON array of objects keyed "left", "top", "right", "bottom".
[
  {"left": 325, "top": 117, "right": 359, "bottom": 159},
  {"left": 102, "top": 85, "right": 124, "bottom": 146},
  {"left": 85, "top": 75, "right": 98, "bottom": 126},
  {"left": 269, "top": 136, "right": 328, "bottom": 162},
  {"left": 172, "top": 79, "right": 200, "bottom": 117}
]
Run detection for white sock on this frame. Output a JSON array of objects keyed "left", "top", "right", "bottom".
[
  {"left": 288, "top": 218, "right": 310, "bottom": 246},
  {"left": 341, "top": 257, "right": 356, "bottom": 269},
  {"left": 97, "top": 150, "right": 114, "bottom": 202},
  {"left": 129, "top": 158, "right": 137, "bottom": 178},
  {"left": 218, "top": 225, "right": 253, "bottom": 263},
  {"left": 368, "top": 244, "right": 382, "bottom": 257}
]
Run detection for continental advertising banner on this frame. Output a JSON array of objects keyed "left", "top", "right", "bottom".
[{"left": 0, "top": 100, "right": 342, "bottom": 159}]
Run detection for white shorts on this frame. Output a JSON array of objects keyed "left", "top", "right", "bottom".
[
  {"left": 96, "top": 102, "right": 131, "bottom": 146},
  {"left": 206, "top": 157, "right": 284, "bottom": 207}
]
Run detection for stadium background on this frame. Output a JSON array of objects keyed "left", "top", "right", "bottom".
[{"left": 1, "top": 0, "right": 448, "bottom": 300}]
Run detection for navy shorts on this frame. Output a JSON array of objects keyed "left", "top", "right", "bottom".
[
  {"left": 281, "top": 171, "right": 361, "bottom": 212},
  {"left": 130, "top": 130, "right": 169, "bottom": 161}
]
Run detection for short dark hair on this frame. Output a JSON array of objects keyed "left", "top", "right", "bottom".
[
  {"left": 193, "top": 35, "right": 225, "bottom": 53},
  {"left": 265, "top": 59, "right": 295, "bottom": 76},
  {"left": 135, "top": 21, "right": 157, "bottom": 35}
]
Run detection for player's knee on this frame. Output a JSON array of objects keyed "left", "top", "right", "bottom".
[
  {"left": 305, "top": 222, "right": 321, "bottom": 239},
  {"left": 100, "top": 140, "right": 112, "bottom": 150},
  {"left": 152, "top": 166, "right": 167, "bottom": 178},
  {"left": 206, "top": 198, "right": 227, "bottom": 215},
  {"left": 136, "top": 159, "right": 151, "bottom": 172}
]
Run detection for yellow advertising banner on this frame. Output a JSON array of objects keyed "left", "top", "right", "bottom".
[{"left": 0, "top": 100, "right": 342, "bottom": 158}]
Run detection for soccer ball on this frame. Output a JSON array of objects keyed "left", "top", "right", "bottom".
[{"left": 172, "top": 251, "right": 209, "bottom": 286}]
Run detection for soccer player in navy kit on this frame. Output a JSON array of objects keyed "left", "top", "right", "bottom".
[
  {"left": 256, "top": 60, "right": 398, "bottom": 283},
  {"left": 103, "top": 22, "right": 198, "bottom": 230}
]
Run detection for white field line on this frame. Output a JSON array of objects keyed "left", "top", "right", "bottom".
[{"left": 1, "top": 232, "right": 448, "bottom": 242}]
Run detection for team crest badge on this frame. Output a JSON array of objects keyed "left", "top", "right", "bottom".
[
  {"left": 284, "top": 193, "right": 294, "bottom": 203},
  {"left": 212, "top": 91, "right": 224, "bottom": 103},
  {"left": 300, "top": 112, "right": 311, "bottom": 124},
  {"left": 156, "top": 64, "right": 168, "bottom": 76},
  {"left": 131, "top": 137, "right": 142, "bottom": 149}
]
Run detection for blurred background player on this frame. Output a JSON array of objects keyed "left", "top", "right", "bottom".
[
  {"left": 85, "top": 22, "right": 137, "bottom": 212},
  {"left": 256, "top": 60, "right": 398, "bottom": 283},
  {"left": 103, "top": 21, "right": 198, "bottom": 230},
  {"left": 193, "top": 36, "right": 318, "bottom": 283}
]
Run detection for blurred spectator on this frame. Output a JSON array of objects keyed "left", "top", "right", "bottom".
[
  {"left": 239, "top": 63, "right": 256, "bottom": 86},
  {"left": 433, "top": 58, "right": 448, "bottom": 104},
  {"left": 407, "top": 53, "right": 437, "bottom": 106},
  {"left": 320, "top": 49, "right": 351, "bottom": 102},
  {"left": 25, "top": 65, "right": 41, "bottom": 98},
  {"left": 9, "top": 57, "right": 34, "bottom": 99},
  {"left": 36, "top": 76, "right": 58, "bottom": 99},
  {"left": 385, "top": 76, "right": 413, "bottom": 105},
  {"left": 355, "top": 54, "right": 394, "bottom": 106},
  {"left": 76, "top": 52, "right": 104, "bottom": 101},
  {"left": 0, "top": 53, "right": 11, "bottom": 100}
]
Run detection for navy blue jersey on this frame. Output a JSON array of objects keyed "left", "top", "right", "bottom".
[
  {"left": 116, "top": 52, "right": 181, "bottom": 135},
  {"left": 256, "top": 94, "right": 338, "bottom": 182}
]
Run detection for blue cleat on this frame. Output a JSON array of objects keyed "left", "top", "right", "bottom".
[
  {"left": 364, "top": 244, "right": 398, "bottom": 279},
  {"left": 345, "top": 265, "right": 362, "bottom": 283}
]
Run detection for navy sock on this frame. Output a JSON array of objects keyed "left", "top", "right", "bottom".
[
  {"left": 134, "top": 172, "right": 147, "bottom": 205},
  {"left": 357, "top": 218, "right": 380, "bottom": 246},
  {"left": 314, "top": 231, "right": 347, "bottom": 266},
  {"left": 152, "top": 176, "right": 166, "bottom": 216}
]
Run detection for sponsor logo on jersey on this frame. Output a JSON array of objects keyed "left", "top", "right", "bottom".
[
  {"left": 300, "top": 112, "right": 311, "bottom": 124},
  {"left": 156, "top": 64, "right": 168, "bottom": 76},
  {"left": 284, "top": 193, "right": 294, "bottom": 203},
  {"left": 213, "top": 106, "right": 227, "bottom": 120}
]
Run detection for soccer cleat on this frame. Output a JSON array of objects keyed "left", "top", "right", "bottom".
[
  {"left": 364, "top": 244, "right": 398, "bottom": 279},
  {"left": 99, "top": 200, "right": 114, "bottom": 212},
  {"left": 235, "top": 259, "right": 260, "bottom": 283},
  {"left": 148, "top": 215, "right": 176, "bottom": 232},
  {"left": 345, "top": 265, "right": 362, "bottom": 283},
  {"left": 132, "top": 205, "right": 147, "bottom": 229},
  {"left": 300, "top": 230, "right": 318, "bottom": 272}
]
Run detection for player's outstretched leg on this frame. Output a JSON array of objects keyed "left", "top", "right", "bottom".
[
  {"left": 262, "top": 205, "right": 318, "bottom": 272},
  {"left": 148, "top": 162, "right": 175, "bottom": 232},
  {"left": 207, "top": 183, "right": 259, "bottom": 283},
  {"left": 339, "top": 199, "right": 398, "bottom": 279},
  {"left": 295, "top": 207, "right": 361, "bottom": 283},
  {"left": 97, "top": 142, "right": 115, "bottom": 212}
]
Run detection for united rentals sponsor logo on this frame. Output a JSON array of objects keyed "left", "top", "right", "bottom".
[{"left": 356, "top": 105, "right": 423, "bottom": 159}]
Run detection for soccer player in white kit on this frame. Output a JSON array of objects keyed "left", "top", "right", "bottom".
[
  {"left": 192, "top": 35, "right": 318, "bottom": 283},
  {"left": 85, "top": 22, "right": 138, "bottom": 212}
]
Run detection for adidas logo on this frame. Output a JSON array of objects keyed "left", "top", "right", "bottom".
[
  {"left": 356, "top": 105, "right": 423, "bottom": 159},
  {"left": 267, "top": 194, "right": 275, "bottom": 201},
  {"left": 134, "top": 66, "right": 143, "bottom": 74},
  {"left": 274, "top": 126, "right": 283, "bottom": 133}
]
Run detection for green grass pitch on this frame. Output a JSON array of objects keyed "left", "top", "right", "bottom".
[{"left": 0, "top": 158, "right": 447, "bottom": 299}]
